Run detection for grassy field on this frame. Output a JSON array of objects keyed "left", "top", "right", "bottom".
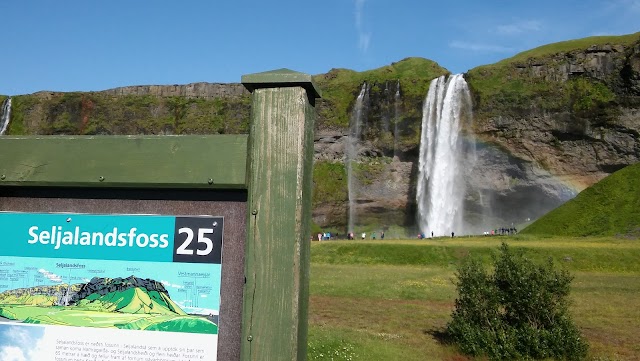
[{"left": 307, "top": 237, "right": 640, "bottom": 360}]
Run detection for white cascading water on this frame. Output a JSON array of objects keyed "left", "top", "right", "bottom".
[
  {"left": 0, "top": 98, "right": 11, "bottom": 135},
  {"left": 393, "top": 80, "right": 401, "bottom": 159},
  {"left": 346, "top": 83, "right": 369, "bottom": 233},
  {"left": 416, "top": 74, "right": 473, "bottom": 236},
  {"left": 382, "top": 82, "right": 390, "bottom": 133}
]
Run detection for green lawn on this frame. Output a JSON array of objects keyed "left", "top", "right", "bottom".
[{"left": 308, "top": 237, "right": 640, "bottom": 360}]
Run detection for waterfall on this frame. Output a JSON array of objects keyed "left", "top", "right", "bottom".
[
  {"left": 346, "top": 83, "right": 369, "bottom": 233},
  {"left": 382, "top": 82, "right": 390, "bottom": 133},
  {"left": 0, "top": 97, "right": 11, "bottom": 135},
  {"left": 416, "top": 74, "right": 474, "bottom": 236},
  {"left": 393, "top": 80, "right": 401, "bottom": 159}
]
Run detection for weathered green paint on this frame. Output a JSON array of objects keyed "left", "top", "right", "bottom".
[
  {"left": 241, "top": 71, "right": 318, "bottom": 360},
  {"left": 242, "top": 69, "right": 322, "bottom": 99},
  {"left": 0, "top": 135, "right": 248, "bottom": 188}
]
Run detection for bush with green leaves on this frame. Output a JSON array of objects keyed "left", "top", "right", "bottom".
[{"left": 446, "top": 243, "right": 588, "bottom": 360}]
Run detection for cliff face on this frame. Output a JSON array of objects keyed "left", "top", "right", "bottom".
[
  {"left": 101, "top": 82, "right": 249, "bottom": 98},
  {"left": 1, "top": 34, "right": 638, "bottom": 234},
  {"left": 467, "top": 35, "right": 640, "bottom": 190}
]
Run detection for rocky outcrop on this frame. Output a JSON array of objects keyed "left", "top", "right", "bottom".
[
  {"left": 513, "top": 44, "right": 628, "bottom": 83},
  {"left": 0, "top": 284, "right": 81, "bottom": 298},
  {"left": 101, "top": 82, "right": 249, "bottom": 99},
  {"left": 69, "top": 275, "right": 169, "bottom": 304}
]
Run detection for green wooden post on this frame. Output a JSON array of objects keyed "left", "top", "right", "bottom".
[{"left": 241, "top": 69, "right": 321, "bottom": 361}]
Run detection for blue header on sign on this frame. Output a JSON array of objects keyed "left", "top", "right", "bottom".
[{"left": 0, "top": 213, "right": 176, "bottom": 262}]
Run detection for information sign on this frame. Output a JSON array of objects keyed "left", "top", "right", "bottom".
[{"left": 0, "top": 212, "right": 223, "bottom": 361}]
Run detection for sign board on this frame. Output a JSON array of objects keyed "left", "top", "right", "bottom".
[
  {"left": 0, "top": 212, "right": 223, "bottom": 361},
  {"left": 0, "top": 68, "right": 320, "bottom": 360}
]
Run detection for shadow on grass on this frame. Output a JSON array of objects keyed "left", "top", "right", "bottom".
[
  {"left": 425, "top": 329, "right": 475, "bottom": 361},
  {"left": 424, "top": 327, "right": 452, "bottom": 344}
]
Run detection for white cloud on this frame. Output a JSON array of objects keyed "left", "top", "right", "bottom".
[
  {"left": 495, "top": 20, "right": 542, "bottom": 35},
  {"left": 0, "top": 346, "right": 27, "bottom": 361},
  {"left": 359, "top": 33, "right": 371, "bottom": 53},
  {"left": 161, "top": 280, "right": 184, "bottom": 289},
  {"left": 354, "top": 0, "right": 371, "bottom": 53},
  {"left": 449, "top": 41, "right": 514, "bottom": 53},
  {"left": 38, "top": 269, "right": 62, "bottom": 283},
  {"left": 4, "top": 327, "right": 30, "bottom": 346},
  {"left": 0, "top": 325, "right": 49, "bottom": 361},
  {"left": 27, "top": 328, "right": 53, "bottom": 361}
]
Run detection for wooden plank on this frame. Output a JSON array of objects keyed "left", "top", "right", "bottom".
[
  {"left": 0, "top": 135, "right": 248, "bottom": 188},
  {"left": 241, "top": 80, "right": 316, "bottom": 360}
]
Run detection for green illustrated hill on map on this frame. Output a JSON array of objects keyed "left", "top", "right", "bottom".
[{"left": 0, "top": 275, "right": 217, "bottom": 334}]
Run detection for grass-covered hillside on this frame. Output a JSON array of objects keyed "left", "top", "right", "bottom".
[
  {"left": 505, "top": 33, "right": 640, "bottom": 63},
  {"left": 521, "top": 162, "right": 640, "bottom": 237}
]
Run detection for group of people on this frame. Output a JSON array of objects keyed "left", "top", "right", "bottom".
[
  {"left": 346, "top": 231, "right": 385, "bottom": 240},
  {"left": 314, "top": 227, "right": 518, "bottom": 241},
  {"left": 316, "top": 232, "right": 334, "bottom": 241},
  {"left": 483, "top": 227, "right": 518, "bottom": 236},
  {"left": 314, "top": 231, "right": 386, "bottom": 241},
  {"left": 417, "top": 231, "right": 436, "bottom": 239}
]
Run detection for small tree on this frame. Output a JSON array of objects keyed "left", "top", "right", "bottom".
[{"left": 446, "top": 243, "right": 588, "bottom": 360}]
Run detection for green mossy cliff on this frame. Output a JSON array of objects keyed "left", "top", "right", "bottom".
[{"left": 8, "top": 88, "right": 251, "bottom": 136}]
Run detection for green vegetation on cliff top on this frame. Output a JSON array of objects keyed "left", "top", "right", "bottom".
[
  {"left": 312, "top": 57, "right": 449, "bottom": 127},
  {"left": 466, "top": 32, "right": 640, "bottom": 119},
  {"left": 6, "top": 92, "right": 251, "bottom": 135},
  {"left": 522, "top": 163, "right": 640, "bottom": 237},
  {"left": 501, "top": 32, "right": 640, "bottom": 64}
]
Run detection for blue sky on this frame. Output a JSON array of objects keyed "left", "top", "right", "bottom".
[{"left": 0, "top": 0, "right": 638, "bottom": 95}]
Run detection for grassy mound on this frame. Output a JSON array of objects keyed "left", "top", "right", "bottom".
[{"left": 522, "top": 163, "right": 640, "bottom": 237}]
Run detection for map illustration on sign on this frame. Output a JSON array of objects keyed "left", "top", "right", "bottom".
[
  {"left": 0, "top": 212, "right": 223, "bottom": 338},
  {"left": 0, "top": 261, "right": 218, "bottom": 334}
]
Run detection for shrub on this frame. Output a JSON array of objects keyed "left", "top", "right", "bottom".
[{"left": 446, "top": 243, "right": 588, "bottom": 360}]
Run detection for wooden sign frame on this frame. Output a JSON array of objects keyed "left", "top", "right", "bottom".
[{"left": 0, "top": 69, "right": 320, "bottom": 361}]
